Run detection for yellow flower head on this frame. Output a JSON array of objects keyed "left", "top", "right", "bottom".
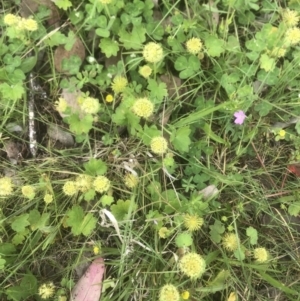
[
  {"left": 285, "top": 27, "right": 300, "bottom": 45},
  {"left": 150, "top": 137, "right": 168, "bottom": 155},
  {"left": 93, "top": 246, "right": 100, "bottom": 255},
  {"left": 93, "top": 176, "right": 110, "bottom": 193},
  {"left": 75, "top": 174, "right": 93, "bottom": 192},
  {"left": 22, "top": 18, "right": 38, "bottom": 31},
  {"left": 4, "top": 14, "right": 19, "bottom": 26},
  {"left": 132, "top": 97, "right": 154, "bottom": 118},
  {"left": 181, "top": 291, "right": 190, "bottom": 300},
  {"left": 0, "top": 177, "right": 13, "bottom": 196},
  {"left": 139, "top": 65, "right": 152, "bottom": 78},
  {"left": 186, "top": 37, "right": 203, "bottom": 55},
  {"left": 55, "top": 97, "right": 68, "bottom": 113},
  {"left": 222, "top": 232, "right": 239, "bottom": 252},
  {"left": 111, "top": 76, "right": 128, "bottom": 94},
  {"left": 44, "top": 194, "right": 53, "bottom": 204},
  {"left": 105, "top": 94, "right": 114, "bottom": 103},
  {"left": 253, "top": 247, "right": 269, "bottom": 263},
  {"left": 78, "top": 96, "right": 100, "bottom": 114},
  {"left": 178, "top": 252, "right": 206, "bottom": 279},
  {"left": 62, "top": 181, "right": 78, "bottom": 196},
  {"left": 282, "top": 9, "right": 299, "bottom": 27},
  {"left": 22, "top": 185, "right": 35, "bottom": 199},
  {"left": 159, "top": 284, "right": 180, "bottom": 301},
  {"left": 143, "top": 42, "right": 164, "bottom": 63},
  {"left": 158, "top": 227, "right": 170, "bottom": 238},
  {"left": 39, "top": 282, "right": 55, "bottom": 299},
  {"left": 124, "top": 173, "right": 139, "bottom": 188},
  {"left": 279, "top": 129, "right": 286, "bottom": 138},
  {"left": 184, "top": 214, "right": 204, "bottom": 231}
]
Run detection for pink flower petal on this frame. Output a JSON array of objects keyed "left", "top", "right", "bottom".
[
  {"left": 233, "top": 110, "right": 246, "bottom": 125},
  {"left": 70, "top": 257, "right": 105, "bottom": 301}
]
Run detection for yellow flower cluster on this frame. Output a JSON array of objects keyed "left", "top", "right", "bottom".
[
  {"left": 159, "top": 284, "right": 180, "bottom": 301},
  {"left": 55, "top": 97, "right": 68, "bottom": 113},
  {"left": 139, "top": 65, "right": 152, "bottom": 78},
  {"left": 150, "top": 137, "right": 168, "bottom": 155},
  {"left": 186, "top": 37, "right": 203, "bottom": 55},
  {"left": 132, "top": 98, "right": 154, "bottom": 118},
  {"left": 285, "top": 27, "right": 300, "bottom": 45},
  {"left": 22, "top": 185, "right": 35, "bottom": 200},
  {"left": 75, "top": 174, "right": 93, "bottom": 192},
  {"left": 63, "top": 181, "right": 78, "bottom": 196},
  {"left": 39, "top": 282, "right": 55, "bottom": 299},
  {"left": 253, "top": 247, "right": 269, "bottom": 263},
  {"left": 222, "top": 232, "right": 239, "bottom": 252},
  {"left": 93, "top": 176, "right": 111, "bottom": 193},
  {"left": 111, "top": 76, "right": 128, "bottom": 93},
  {"left": 44, "top": 193, "right": 53, "bottom": 204},
  {"left": 143, "top": 42, "right": 164, "bottom": 63},
  {"left": 0, "top": 177, "right": 13, "bottom": 196},
  {"left": 124, "top": 174, "right": 139, "bottom": 188},
  {"left": 78, "top": 96, "right": 100, "bottom": 114},
  {"left": 282, "top": 9, "right": 299, "bottom": 27},
  {"left": 158, "top": 227, "right": 170, "bottom": 238},
  {"left": 4, "top": 13, "right": 38, "bottom": 31},
  {"left": 181, "top": 291, "right": 190, "bottom": 300},
  {"left": 105, "top": 94, "right": 114, "bottom": 103},
  {"left": 178, "top": 252, "right": 206, "bottom": 279},
  {"left": 184, "top": 214, "right": 204, "bottom": 231}
]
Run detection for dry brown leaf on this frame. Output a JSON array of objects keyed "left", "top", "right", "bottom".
[
  {"left": 59, "top": 88, "right": 84, "bottom": 118},
  {"left": 54, "top": 35, "right": 86, "bottom": 73},
  {"left": 20, "top": 0, "right": 60, "bottom": 27},
  {"left": 160, "top": 74, "right": 185, "bottom": 98}
]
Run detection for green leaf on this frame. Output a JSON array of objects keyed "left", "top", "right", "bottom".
[
  {"left": 202, "top": 123, "right": 226, "bottom": 144},
  {"left": 199, "top": 270, "right": 230, "bottom": 292},
  {"left": 234, "top": 248, "right": 245, "bottom": 261},
  {"left": 66, "top": 205, "right": 97, "bottom": 236},
  {"left": 209, "top": 220, "right": 225, "bottom": 243},
  {"left": 254, "top": 101, "right": 272, "bottom": 117},
  {"left": 101, "top": 195, "right": 114, "bottom": 206},
  {"left": 147, "top": 79, "right": 168, "bottom": 103},
  {"left": 110, "top": 199, "right": 137, "bottom": 221},
  {"left": 68, "top": 114, "right": 93, "bottom": 135},
  {"left": 84, "top": 158, "right": 108, "bottom": 176},
  {"left": 119, "top": 26, "right": 146, "bottom": 50},
  {"left": 28, "top": 209, "right": 50, "bottom": 231},
  {"left": 84, "top": 189, "right": 96, "bottom": 202},
  {"left": 95, "top": 28, "right": 110, "bottom": 38},
  {"left": 0, "top": 82, "right": 24, "bottom": 101},
  {"left": 288, "top": 202, "right": 300, "bottom": 217},
  {"left": 171, "top": 126, "right": 191, "bottom": 153},
  {"left": 246, "top": 226, "right": 258, "bottom": 245},
  {"left": 99, "top": 38, "right": 119, "bottom": 57},
  {"left": 174, "top": 55, "right": 200, "bottom": 79},
  {"left": 259, "top": 54, "right": 275, "bottom": 72},
  {"left": 45, "top": 31, "right": 67, "bottom": 46},
  {"left": 11, "top": 214, "right": 30, "bottom": 233},
  {"left": 140, "top": 124, "right": 160, "bottom": 145},
  {"left": 204, "top": 35, "right": 225, "bottom": 57},
  {"left": 175, "top": 232, "right": 193, "bottom": 247},
  {"left": 54, "top": 0, "right": 72, "bottom": 10},
  {"left": 20, "top": 55, "right": 37, "bottom": 73}
]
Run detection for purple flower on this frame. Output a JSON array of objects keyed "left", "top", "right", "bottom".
[{"left": 234, "top": 110, "right": 246, "bottom": 125}]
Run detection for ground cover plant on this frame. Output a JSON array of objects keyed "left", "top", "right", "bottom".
[{"left": 1, "top": 0, "right": 300, "bottom": 300}]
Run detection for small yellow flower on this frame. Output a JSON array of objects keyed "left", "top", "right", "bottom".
[
  {"left": 150, "top": 137, "right": 168, "bottom": 155},
  {"left": 93, "top": 176, "right": 110, "bottom": 193},
  {"left": 62, "top": 181, "right": 78, "bottom": 196},
  {"left": 227, "top": 292, "right": 237, "bottom": 301},
  {"left": 111, "top": 76, "right": 128, "bottom": 94},
  {"left": 22, "top": 185, "right": 35, "bottom": 200},
  {"left": 93, "top": 246, "right": 100, "bottom": 255},
  {"left": 222, "top": 232, "right": 239, "bottom": 252},
  {"left": 178, "top": 252, "right": 206, "bottom": 279},
  {"left": 22, "top": 18, "right": 38, "bottom": 31},
  {"left": 282, "top": 9, "right": 299, "bottom": 27},
  {"left": 75, "top": 174, "right": 93, "bottom": 192},
  {"left": 39, "top": 282, "right": 55, "bottom": 299},
  {"left": 158, "top": 227, "right": 170, "bottom": 238},
  {"left": 143, "top": 42, "right": 164, "bottom": 63},
  {"left": 279, "top": 129, "right": 286, "bottom": 138},
  {"left": 79, "top": 96, "right": 100, "bottom": 114},
  {"left": 181, "top": 291, "right": 190, "bottom": 300},
  {"left": 253, "top": 247, "right": 269, "bottom": 263},
  {"left": 159, "top": 284, "right": 180, "bottom": 301},
  {"left": 55, "top": 97, "right": 68, "bottom": 113},
  {"left": 184, "top": 214, "right": 204, "bottom": 231},
  {"left": 132, "top": 97, "right": 154, "bottom": 118},
  {"left": 124, "top": 174, "right": 139, "bottom": 188},
  {"left": 285, "top": 27, "right": 300, "bottom": 45},
  {"left": 4, "top": 14, "right": 19, "bottom": 26},
  {"left": 139, "top": 65, "right": 152, "bottom": 78},
  {"left": 186, "top": 37, "right": 203, "bottom": 55},
  {"left": 44, "top": 194, "right": 53, "bottom": 204},
  {"left": 105, "top": 94, "right": 114, "bottom": 103},
  {"left": 0, "top": 177, "right": 13, "bottom": 196},
  {"left": 58, "top": 296, "right": 67, "bottom": 301}
]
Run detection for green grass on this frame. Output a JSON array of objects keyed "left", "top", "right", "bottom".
[{"left": 1, "top": 0, "right": 300, "bottom": 301}]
